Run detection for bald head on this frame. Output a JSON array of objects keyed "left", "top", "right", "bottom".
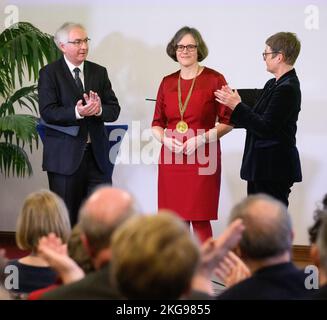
[
  {"left": 229, "top": 194, "right": 292, "bottom": 260},
  {"left": 82, "top": 187, "right": 133, "bottom": 225},
  {"left": 79, "top": 186, "right": 134, "bottom": 255}
]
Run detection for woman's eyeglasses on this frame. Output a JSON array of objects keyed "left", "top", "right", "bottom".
[{"left": 176, "top": 44, "right": 197, "bottom": 52}]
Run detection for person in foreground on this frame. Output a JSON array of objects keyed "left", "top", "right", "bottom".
[
  {"left": 38, "top": 22, "right": 120, "bottom": 225},
  {"left": 36, "top": 211, "right": 244, "bottom": 299},
  {"left": 6, "top": 190, "right": 71, "bottom": 295},
  {"left": 110, "top": 212, "right": 244, "bottom": 299},
  {"left": 152, "top": 26, "right": 233, "bottom": 242},
  {"left": 38, "top": 186, "right": 134, "bottom": 300},
  {"left": 308, "top": 194, "right": 327, "bottom": 299},
  {"left": 215, "top": 32, "right": 302, "bottom": 207},
  {"left": 216, "top": 194, "right": 311, "bottom": 300}
]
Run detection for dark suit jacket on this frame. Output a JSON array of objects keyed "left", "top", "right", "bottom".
[
  {"left": 38, "top": 57, "right": 120, "bottom": 177},
  {"left": 311, "top": 283, "right": 327, "bottom": 300},
  {"left": 40, "top": 264, "right": 121, "bottom": 300},
  {"left": 231, "top": 69, "right": 302, "bottom": 182},
  {"left": 217, "top": 262, "right": 310, "bottom": 300}
]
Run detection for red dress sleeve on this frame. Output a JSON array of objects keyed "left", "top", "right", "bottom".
[
  {"left": 216, "top": 74, "right": 233, "bottom": 125},
  {"left": 151, "top": 78, "right": 167, "bottom": 128}
]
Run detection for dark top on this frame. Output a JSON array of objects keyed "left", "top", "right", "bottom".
[
  {"left": 217, "top": 262, "right": 311, "bottom": 300},
  {"left": 231, "top": 69, "right": 302, "bottom": 182},
  {"left": 40, "top": 263, "right": 121, "bottom": 300},
  {"left": 6, "top": 259, "right": 57, "bottom": 294},
  {"left": 311, "top": 283, "right": 327, "bottom": 300}
]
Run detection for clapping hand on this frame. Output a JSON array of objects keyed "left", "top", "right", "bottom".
[
  {"left": 215, "top": 251, "right": 251, "bottom": 288},
  {"left": 38, "top": 233, "right": 85, "bottom": 284},
  {"left": 214, "top": 85, "right": 241, "bottom": 110},
  {"left": 198, "top": 219, "right": 245, "bottom": 277},
  {"left": 77, "top": 90, "right": 102, "bottom": 117}
]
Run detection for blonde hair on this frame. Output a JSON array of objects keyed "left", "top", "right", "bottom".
[
  {"left": 16, "top": 190, "right": 71, "bottom": 252},
  {"left": 110, "top": 211, "right": 200, "bottom": 299}
]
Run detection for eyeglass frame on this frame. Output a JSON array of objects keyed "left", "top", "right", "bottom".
[
  {"left": 262, "top": 51, "right": 281, "bottom": 60},
  {"left": 66, "top": 38, "right": 91, "bottom": 47},
  {"left": 175, "top": 44, "right": 198, "bottom": 52}
]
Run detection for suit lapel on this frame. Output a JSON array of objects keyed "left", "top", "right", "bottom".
[
  {"left": 253, "top": 80, "right": 276, "bottom": 112},
  {"left": 83, "top": 61, "right": 94, "bottom": 94}
]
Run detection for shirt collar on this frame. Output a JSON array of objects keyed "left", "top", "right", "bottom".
[{"left": 64, "top": 55, "right": 84, "bottom": 74}]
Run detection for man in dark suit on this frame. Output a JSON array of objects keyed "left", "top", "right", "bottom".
[
  {"left": 38, "top": 22, "right": 120, "bottom": 224},
  {"left": 215, "top": 32, "right": 302, "bottom": 206},
  {"left": 216, "top": 194, "right": 310, "bottom": 300}
]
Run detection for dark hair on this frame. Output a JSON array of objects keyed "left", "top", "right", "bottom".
[
  {"left": 308, "top": 194, "right": 327, "bottom": 244},
  {"left": 265, "top": 32, "right": 301, "bottom": 66},
  {"left": 166, "top": 26, "right": 208, "bottom": 62}
]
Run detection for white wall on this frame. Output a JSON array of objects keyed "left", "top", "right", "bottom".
[{"left": 0, "top": 0, "right": 326, "bottom": 245}]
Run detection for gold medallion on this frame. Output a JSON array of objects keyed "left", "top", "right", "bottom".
[
  {"left": 177, "top": 65, "right": 200, "bottom": 135},
  {"left": 176, "top": 120, "right": 188, "bottom": 133}
]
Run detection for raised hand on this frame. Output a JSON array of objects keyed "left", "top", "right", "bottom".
[
  {"left": 214, "top": 85, "right": 241, "bottom": 110},
  {"left": 38, "top": 233, "right": 85, "bottom": 284},
  {"left": 198, "top": 219, "right": 245, "bottom": 277},
  {"left": 77, "top": 91, "right": 101, "bottom": 117},
  {"left": 215, "top": 251, "right": 251, "bottom": 288}
]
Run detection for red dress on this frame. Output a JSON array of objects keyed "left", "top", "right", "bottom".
[{"left": 152, "top": 67, "right": 232, "bottom": 221}]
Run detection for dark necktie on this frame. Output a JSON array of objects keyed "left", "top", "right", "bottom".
[{"left": 73, "top": 67, "right": 84, "bottom": 93}]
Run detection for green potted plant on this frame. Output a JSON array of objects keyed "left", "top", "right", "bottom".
[{"left": 0, "top": 22, "right": 60, "bottom": 177}]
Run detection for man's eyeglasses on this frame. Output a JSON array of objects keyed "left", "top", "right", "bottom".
[
  {"left": 67, "top": 38, "right": 91, "bottom": 47},
  {"left": 176, "top": 44, "right": 197, "bottom": 52},
  {"left": 262, "top": 51, "right": 281, "bottom": 60}
]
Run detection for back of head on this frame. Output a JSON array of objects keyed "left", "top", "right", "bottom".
[
  {"left": 67, "top": 224, "right": 95, "bottom": 273},
  {"left": 16, "top": 190, "right": 71, "bottom": 252},
  {"left": 308, "top": 194, "right": 327, "bottom": 245},
  {"left": 317, "top": 214, "right": 327, "bottom": 273},
  {"left": 265, "top": 32, "right": 301, "bottom": 66},
  {"left": 110, "top": 211, "right": 200, "bottom": 299},
  {"left": 79, "top": 186, "right": 134, "bottom": 257},
  {"left": 229, "top": 194, "right": 292, "bottom": 260}
]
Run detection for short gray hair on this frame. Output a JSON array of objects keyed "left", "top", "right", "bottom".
[
  {"left": 54, "top": 22, "right": 86, "bottom": 48},
  {"left": 229, "top": 194, "right": 292, "bottom": 259},
  {"left": 317, "top": 216, "right": 327, "bottom": 272}
]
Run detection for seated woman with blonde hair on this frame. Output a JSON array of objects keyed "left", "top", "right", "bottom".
[{"left": 6, "top": 190, "right": 71, "bottom": 295}]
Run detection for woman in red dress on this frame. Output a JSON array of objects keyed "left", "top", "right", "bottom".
[{"left": 152, "top": 26, "right": 233, "bottom": 242}]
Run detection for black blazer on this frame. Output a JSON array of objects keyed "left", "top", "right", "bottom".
[
  {"left": 231, "top": 69, "right": 302, "bottom": 182},
  {"left": 40, "top": 264, "right": 121, "bottom": 300},
  {"left": 38, "top": 57, "right": 120, "bottom": 177},
  {"left": 217, "top": 262, "right": 310, "bottom": 300}
]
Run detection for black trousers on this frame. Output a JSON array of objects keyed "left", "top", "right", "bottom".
[
  {"left": 47, "top": 144, "right": 109, "bottom": 226},
  {"left": 247, "top": 180, "right": 294, "bottom": 207}
]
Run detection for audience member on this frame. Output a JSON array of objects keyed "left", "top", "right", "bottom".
[
  {"left": 40, "top": 186, "right": 134, "bottom": 300},
  {"left": 6, "top": 190, "right": 71, "bottom": 295},
  {"left": 308, "top": 194, "right": 327, "bottom": 259},
  {"left": 0, "top": 249, "right": 11, "bottom": 300},
  {"left": 28, "top": 223, "right": 94, "bottom": 300},
  {"left": 110, "top": 211, "right": 244, "bottom": 299},
  {"left": 217, "top": 194, "right": 310, "bottom": 300},
  {"left": 308, "top": 194, "right": 327, "bottom": 299}
]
